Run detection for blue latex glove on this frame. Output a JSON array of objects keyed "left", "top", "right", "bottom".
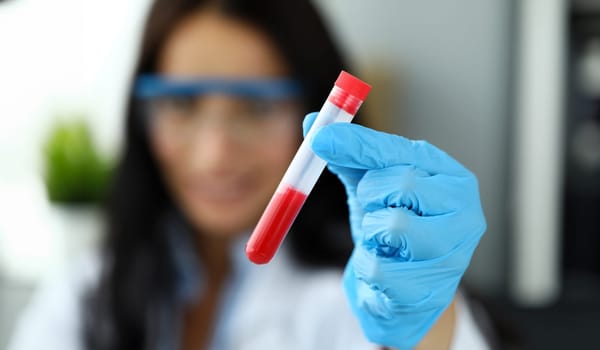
[{"left": 303, "top": 113, "right": 487, "bottom": 349}]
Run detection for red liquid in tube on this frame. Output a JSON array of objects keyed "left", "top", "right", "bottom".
[{"left": 245, "top": 185, "right": 308, "bottom": 264}]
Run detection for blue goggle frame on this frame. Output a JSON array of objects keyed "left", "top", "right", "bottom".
[{"left": 134, "top": 74, "right": 303, "bottom": 100}]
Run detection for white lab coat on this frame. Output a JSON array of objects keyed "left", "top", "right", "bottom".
[{"left": 8, "top": 238, "right": 490, "bottom": 350}]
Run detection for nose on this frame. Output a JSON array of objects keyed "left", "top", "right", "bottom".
[
  {"left": 196, "top": 123, "right": 239, "bottom": 167},
  {"left": 184, "top": 97, "right": 243, "bottom": 172}
]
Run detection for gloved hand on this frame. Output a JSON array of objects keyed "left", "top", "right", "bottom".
[{"left": 303, "top": 113, "right": 487, "bottom": 349}]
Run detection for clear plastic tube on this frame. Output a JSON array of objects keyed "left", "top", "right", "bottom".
[{"left": 246, "top": 71, "right": 371, "bottom": 264}]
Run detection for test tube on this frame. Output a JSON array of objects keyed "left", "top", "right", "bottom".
[{"left": 246, "top": 71, "right": 371, "bottom": 264}]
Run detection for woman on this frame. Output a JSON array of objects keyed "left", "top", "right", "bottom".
[{"left": 9, "top": 0, "right": 489, "bottom": 349}]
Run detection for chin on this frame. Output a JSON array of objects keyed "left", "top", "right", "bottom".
[
  {"left": 187, "top": 207, "right": 259, "bottom": 237},
  {"left": 176, "top": 187, "right": 271, "bottom": 237}
]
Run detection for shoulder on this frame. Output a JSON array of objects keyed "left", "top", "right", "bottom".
[{"left": 7, "top": 253, "right": 101, "bottom": 350}]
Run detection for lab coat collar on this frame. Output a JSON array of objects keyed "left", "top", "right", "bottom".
[{"left": 163, "top": 210, "right": 255, "bottom": 304}]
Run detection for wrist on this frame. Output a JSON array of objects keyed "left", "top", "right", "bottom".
[
  {"left": 377, "top": 295, "right": 457, "bottom": 350},
  {"left": 414, "top": 295, "right": 457, "bottom": 350}
]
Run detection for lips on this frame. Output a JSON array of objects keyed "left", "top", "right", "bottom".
[{"left": 182, "top": 176, "right": 257, "bottom": 206}]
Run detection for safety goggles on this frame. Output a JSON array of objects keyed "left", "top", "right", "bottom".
[
  {"left": 134, "top": 74, "right": 304, "bottom": 145},
  {"left": 134, "top": 74, "right": 303, "bottom": 100}
]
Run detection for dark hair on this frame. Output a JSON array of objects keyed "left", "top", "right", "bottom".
[{"left": 84, "top": 0, "right": 353, "bottom": 348}]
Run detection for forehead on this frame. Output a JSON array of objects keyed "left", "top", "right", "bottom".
[{"left": 158, "top": 9, "right": 289, "bottom": 79}]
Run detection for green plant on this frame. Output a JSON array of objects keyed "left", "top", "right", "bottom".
[{"left": 43, "top": 118, "right": 112, "bottom": 204}]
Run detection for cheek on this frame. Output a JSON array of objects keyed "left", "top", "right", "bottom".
[
  {"left": 256, "top": 125, "right": 301, "bottom": 176},
  {"left": 150, "top": 130, "right": 181, "bottom": 179}
]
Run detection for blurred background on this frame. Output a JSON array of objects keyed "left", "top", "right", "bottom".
[{"left": 0, "top": 0, "right": 598, "bottom": 348}]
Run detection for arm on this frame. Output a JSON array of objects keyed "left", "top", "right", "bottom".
[
  {"left": 414, "top": 297, "right": 456, "bottom": 350},
  {"left": 380, "top": 297, "right": 456, "bottom": 350}
]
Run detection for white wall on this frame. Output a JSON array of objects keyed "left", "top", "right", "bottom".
[
  {"left": 314, "top": 0, "right": 514, "bottom": 294},
  {"left": 0, "top": 0, "right": 151, "bottom": 276},
  {"left": 0, "top": 0, "right": 150, "bottom": 181},
  {"left": 0, "top": 1, "right": 150, "bottom": 344}
]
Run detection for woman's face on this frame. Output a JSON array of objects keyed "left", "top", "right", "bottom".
[{"left": 151, "top": 10, "right": 300, "bottom": 237}]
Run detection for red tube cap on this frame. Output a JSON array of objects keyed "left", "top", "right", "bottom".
[{"left": 334, "top": 70, "right": 371, "bottom": 101}]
